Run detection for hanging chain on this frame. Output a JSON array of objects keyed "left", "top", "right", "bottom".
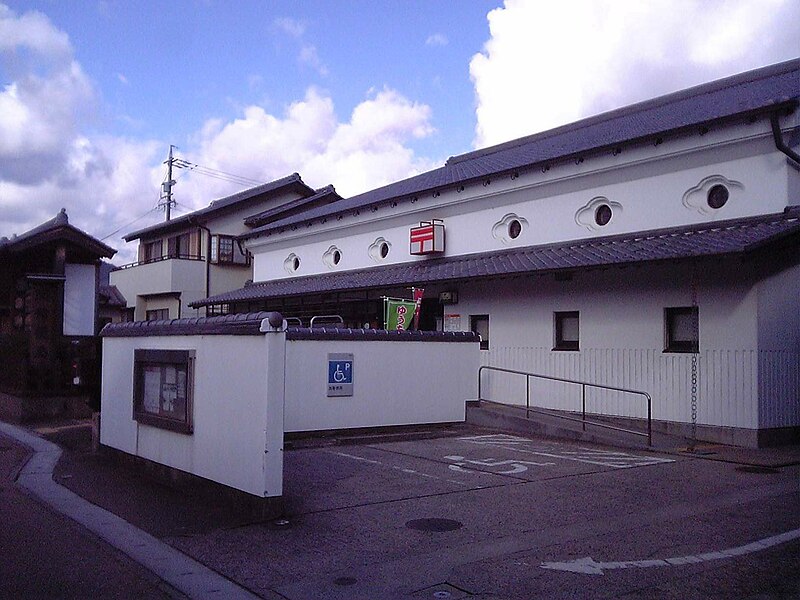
[{"left": 689, "top": 262, "right": 699, "bottom": 451}]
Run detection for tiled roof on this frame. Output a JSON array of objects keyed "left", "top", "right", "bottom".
[
  {"left": 124, "top": 173, "right": 315, "bottom": 241},
  {"left": 253, "top": 59, "right": 799, "bottom": 235},
  {"left": 191, "top": 208, "right": 800, "bottom": 307},
  {"left": 99, "top": 285, "right": 127, "bottom": 307},
  {"left": 0, "top": 208, "right": 116, "bottom": 258},
  {"left": 101, "top": 311, "right": 480, "bottom": 341},
  {"left": 243, "top": 185, "right": 342, "bottom": 230}
]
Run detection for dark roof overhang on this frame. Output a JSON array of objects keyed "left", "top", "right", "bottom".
[
  {"left": 123, "top": 173, "right": 316, "bottom": 242},
  {"left": 191, "top": 207, "right": 800, "bottom": 308},
  {"left": 0, "top": 209, "right": 116, "bottom": 259},
  {"left": 246, "top": 59, "right": 800, "bottom": 239}
]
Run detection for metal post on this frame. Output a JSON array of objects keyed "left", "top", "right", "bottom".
[
  {"left": 526, "top": 374, "right": 530, "bottom": 417},
  {"left": 581, "top": 384, "right": 586, "bottom": 431},
  {"left": 647, "top": 394, "right": 652, "bottom": 447}
]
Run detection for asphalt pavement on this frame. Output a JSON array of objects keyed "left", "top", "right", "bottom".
[{"left": 2, "top": 419, "right": 799, "bottom": 599}]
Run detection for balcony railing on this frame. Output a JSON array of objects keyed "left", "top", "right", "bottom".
[{"left": 115, "top": 254, "right": 204, "bottom": 270}]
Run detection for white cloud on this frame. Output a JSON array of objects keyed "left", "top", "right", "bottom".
[
  {"left": 274, "top": 16, "right": 305, "bottom": 38},
  {"left": 426, "top": 33, "right": 448, "bottom": 47},
  {"left": 179, "top": 87, "right": 435, "bottom": 203},
  {"left": 116, "top": 72, "right": 129, "bottom": 85},
  {"left": 470, "top": 0, "right": 800, "bottom": 148},
  {"left": 299, "top": 44, "right": 329, "bottom": 76},
  {"left": 0, "top": 4, "right": 163, "bottom": 264}
]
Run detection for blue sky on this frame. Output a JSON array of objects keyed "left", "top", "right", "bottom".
[{"left": 1, "top": 1, "right": 798, "bottom": 263}]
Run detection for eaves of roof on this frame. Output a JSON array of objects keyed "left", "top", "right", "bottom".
[
  {"left": 242, "top": 185, "right": 342, "bottom": 231},
  {"left": 0, "top": 209, "right": 116, "bottom": 258},
  {"left": 251, "top": 59, "right": 800, "bottom": 237},
  {"left": 123, "top": 173, "right": 316, "bottom": 242},
  {"left": 191, "top": 207, "right": 800, "bottom": 308}
]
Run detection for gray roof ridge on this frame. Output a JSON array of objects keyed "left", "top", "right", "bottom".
[
  {"left": 124, "top": 172, "right": 316, "bottom": 241},
  {"left": 447, "top": 58, "right": 800, "bottom": 167},
  {"left": 225, "top": 208, "right": 800, "bottom": 295},
  {"left": 1, "top": 209, "right": 116, "bottom": 257}
]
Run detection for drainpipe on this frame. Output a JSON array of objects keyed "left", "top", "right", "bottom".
[
  {"left": 189, "top": 217, "right": 211, "bottom": 316},
  {"left": 770, "top": 111, "right": 800, "bottom": 168}
]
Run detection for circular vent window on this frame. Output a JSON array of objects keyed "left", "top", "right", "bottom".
[
  {"left": 594, "top": 204, "right": 612, "bottom": 226},
  {"left": 508, "top": 219, "right": 522, "bottom": 239},
  {"left": 707, "top": 184, "right": 729, "bottom": 209}
]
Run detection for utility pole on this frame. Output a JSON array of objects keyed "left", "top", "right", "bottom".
[{"left": 160, "top": 145, "right": 177, "bottom": 221}]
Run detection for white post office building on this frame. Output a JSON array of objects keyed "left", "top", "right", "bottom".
[{"left": 188, "top": 60, "right": 799, "bottom": 447}]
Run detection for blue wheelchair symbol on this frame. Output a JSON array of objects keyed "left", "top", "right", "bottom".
[{"left": 328, "top": 360, "right": 352, "bottom": 385}]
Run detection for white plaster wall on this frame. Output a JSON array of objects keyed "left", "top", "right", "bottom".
[
  {"left": 100, "top": 333, "right": 284, "bottom": 497},
  {"left": 757, "top": 261, "right": 800, "bottom": 428},
  {"left": 249, "top": 127, "right": 791, "bottom": 283},
  {"left": 284, "top": 339, "right": 479, "bottom": 432},
  {"left": 449, "top": 261, "right": 762, "bottom": 429}
]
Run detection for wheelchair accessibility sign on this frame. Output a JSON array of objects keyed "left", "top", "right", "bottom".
[{"left": 327, "top": 353, "right": 354, "bottom": 397}]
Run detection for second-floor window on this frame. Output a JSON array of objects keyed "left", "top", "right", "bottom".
[
  {"left": 210, "top": 235, "right": 248, "bottom": 265},
  {"left": 143, "top": 240, "right": 162, "bottom": 262},
  {"left": 167, "top": 233, "right": 193, "bottom": 258}
]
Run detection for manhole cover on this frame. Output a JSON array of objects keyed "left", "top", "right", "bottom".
[
  {"left": 406, "top": 518, "right": 463, "bottom": 532},
  {"left": 333, "top": 577, "right": 357, "bottom": 586},
  {"left": 735, "top": 465, "right": 780, "bottom": 474}
]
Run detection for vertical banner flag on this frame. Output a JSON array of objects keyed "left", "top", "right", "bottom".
[
  {"left": 412, "top": 287, "right": 424, "bottom": 330},
  {"left": 384, "top": 297, "right": 418, "bottom": 331}
]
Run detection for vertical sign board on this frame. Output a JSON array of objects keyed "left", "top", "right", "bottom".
[{"left": 327, "top": 353, "right": 354, "bottom": 397}]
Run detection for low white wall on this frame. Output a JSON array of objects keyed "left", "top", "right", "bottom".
[
  {"left": 284, "top": 337, "right": 479, "bottom": 432},
  {"left": 458, "top": 261, "right": 764, "bottom": 430},
  {"left": 100, "top": 332, "right": 284, "bottom": 498}
]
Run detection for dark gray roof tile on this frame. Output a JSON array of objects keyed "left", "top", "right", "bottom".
[
  {"left": 192, "top": 208, "right": 800, "bottom": 307},
  {"left": 252, "top": 59, "right": 799, "bottom": 236}
]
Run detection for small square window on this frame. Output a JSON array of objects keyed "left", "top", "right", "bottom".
[
  {"left": 554, "top": 311, "right": 579, "bottom": 351},
  {"left": 470, "top": 314, "right": 489, "bottom": 350},
  {"left": 664, "top": 307, "right": 698, "bottom": 353},
  {"left": 146, "top": 308, "right": 169, "bottom": 321},
  {"left": 133, "top": 349, "right": 194, "bottom": 434}
]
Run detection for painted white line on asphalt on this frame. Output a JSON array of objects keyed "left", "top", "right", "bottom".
[
  {"left": 326, "top": 449, "right": 468, "bottom": 486},
  {"left": 540, "top": 528, "right": 800, "bottom": 575},
  {"left": 0, "top": 421, "right": 259, "bottom": 600},
  {"left": 458, "top": 434, "right": 675, "bottom": 468}
]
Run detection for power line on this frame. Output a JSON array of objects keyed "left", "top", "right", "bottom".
[
  {"left": 171, "top": 158, "right": 264, "bottom": 186},
  {"left": 100, "top": 205, "right": 161, "bottom": 241}
]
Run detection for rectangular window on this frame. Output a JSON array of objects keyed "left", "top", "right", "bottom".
[
  {"left": 133, "top": 349, "right": 194, "bottom": 433},
  {"left": 143, "top": 240, "right": 163, "bottom": 262},
  {"left": 145, "top": 308, "right": 169, "bottom": 321},
  {"left": 470, "top": 314, "right": 489, "bottom": 350},
  {"left": 664, "top": 307, "right": 699, "bottom": 353},
  {"left": 554, "top": 311, "right": 580, "bottom": 351},
  {"left": 210, "top": 235, "right": 248, "bottom": 265},
  {"left": 167, "top": 233, "right": 192, "bottom": 258}
]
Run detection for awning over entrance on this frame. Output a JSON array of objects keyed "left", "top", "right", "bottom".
[{"left": 191, "top": 208, "right": 800, "bottom": 308}]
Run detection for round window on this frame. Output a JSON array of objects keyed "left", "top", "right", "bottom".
[
  {"left": 292, "top": 256, "right": 300, "bottom": 271},
  {"left": 508, "top": 219, "right": 522, "bottom": 239},
  {"left": 380, "top": 242, "right": 389, "bottom": 259},
  {"left": 332, "top": 250, "right": 341, "bottom": 265},
  {"left": 707, "top": 184, "right": 729, "bottom": 209},
  {"left": 594, "top": 204, "right": 612, "bottom": 226}
]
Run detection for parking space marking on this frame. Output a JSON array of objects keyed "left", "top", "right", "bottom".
[
  {"left": 326, "top": 449, "right": 470, "bottom": 486},
  {"left": 458, "top": 434, "right": 675, "bottom": 469},
  {"left": 540, "top": 527, "right": 800, "bottom": 575},
  {"left": 444, "top": 455, "right": 555, "bottom": 474}
]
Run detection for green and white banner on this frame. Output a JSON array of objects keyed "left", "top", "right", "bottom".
[{"left": 384, "top": 298, "right": 418, "bottom": 331}]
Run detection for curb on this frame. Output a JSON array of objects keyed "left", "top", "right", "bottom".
[{"left": 0, "top": 421, "right": 260, "bottom": 600}]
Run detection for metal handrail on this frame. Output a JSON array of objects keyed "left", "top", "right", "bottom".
[
  {"left": 478, "top": 365, "right": 652, "bottom": 446},
  {"left": 115, "top": 254, "right": 204, "bottom": 270},
  {"left": 309, "top": 315, "right": 344, "bottom": 327}
]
